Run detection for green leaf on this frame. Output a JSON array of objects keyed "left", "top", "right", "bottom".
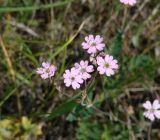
[
  {"left": 109, "top": 31, "right": 122, "bottom": 59},
  {"left": 76, "top": 120, "right": 101, "bottom": 140},
  {"left": 66, "top": 105, "right": 93, "bottom": 122},
  {"left": 129, "top": 55, "right": 151, "bottom": 71},
  {"left": 102, "top": 123, "right": 129, "bottom": 140},
  {"left": 44, "top": 100, "right": 78, "bottom": 121}
]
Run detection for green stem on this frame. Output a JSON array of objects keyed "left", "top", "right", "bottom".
[{"left": 0, "top": 0, "right": 72, "bottom": 13}]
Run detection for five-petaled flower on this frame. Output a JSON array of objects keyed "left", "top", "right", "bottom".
[
  {"left": 143, "top": 100, "right": 160, "bottom": 121},
  {"left": 36, "top": 62, "right": 57, "bottom": 79},
  {"left": 74, "top": 60, "right": 94, "bottom": 80},
  {"left": 63, "top": 68, "right": 83, "bottom": 90},
  {"left": 82, "top": 35, "right": 105, "bottom": 54},
  {"left": 120, "top": 0, "right": 136, "bottom": 6},
  {"left": 96, "top": 55, "right": 118, "bottom": 76}
]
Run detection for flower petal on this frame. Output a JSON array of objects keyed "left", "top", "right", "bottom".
[
  {"left": 143, "top": 101, "right": 152, "bottom": 110},
  {"left": 154, "top": 110, "right": 160, "bottom": 119},
  {"left": 42, "top": 62, "right": 50, "bottom": 68},
  {"left": 153, "top": 100, "right": 160, "bottom": 110}
]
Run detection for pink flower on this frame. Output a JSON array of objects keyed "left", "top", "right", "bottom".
[
  {"left": 143, "top": 100, "right": 160, "bottom": 121},
  {"left": 120, "top": 0, "right": 136, "bottom": 6},
  {"left": 63, "top": 68, "right": 83, "bottom": 90},
  {"left": 74, "top": 60, "right": 94, "bottom": 80},
  {"left": 36, "top": 62, "right": 57, "bottom": 79},
  {"left": 82, "top": 35, "right": 105, "bottom": 54},
  {"left": 96, "top": 55, "right": 118, "bottom": 76}
]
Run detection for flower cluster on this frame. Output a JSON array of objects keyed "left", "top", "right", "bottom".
[
  {"left": 36, "top": 35, "right": 119, "bottom": 86},
  {"left": 36, "top": 62, "right": 57, "bottom": 79},
  {"left": 120, "top": 0, "right": 136, "bottom": 6},
  {"left": 63, "top": 60, "right": 94, "bottom": 90},
  {"left": 63, "top": 35, "right": 119, "bottom": 90},
  {"left": 143, "top": 100, "right": 160, "bottom": 121},
  {"left": 35, "top": 35, "right": 160, "bottom": 123}
]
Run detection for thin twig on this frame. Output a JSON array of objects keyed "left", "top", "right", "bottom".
[
  {"left": 124, "top": 0, "right": 150, "bottom": 33},
  {"left": 0, "top": 35, "right": 15, "bottom": 81},
  {"left": 92, "top": 106, "right": 136, "bottom": 126},
  {"left": 126, "top": 106, "right": 136, "bottom": 140},
  {"left": 127, "top": 87, "right": 160, "bottom": 92},
  {"left": 148, "top": 123, "right": 152, "bottom": 140},
  {"left": 8, "top": 19, "right": 39, "bottom": 38}
]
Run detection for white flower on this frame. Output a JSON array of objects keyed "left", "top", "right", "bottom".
[
  {"left": 74, "top": 60, "right": 94, "bottom": 80},
  {"left": 36, "top": 62, "right": 57, "bottom": 79},
  {"left": 143, "top": 100, "right": 160, "bottom": 121},
  {"left": 63, "top": 68, "right": 83, "bottom": 90},
  {"left": 96, "top": 55, "right": 118, "bottom": 76}
]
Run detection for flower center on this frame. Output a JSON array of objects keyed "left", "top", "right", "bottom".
[
  {"left": 91, "top": 42, "right": 96, "bottom": 47},
  {"left": 80, "top": 68, "right": 86, "bottom": 73},
  {"left": 104, "top": 63, "right": 110, "bottom": 68},
  {"left": 149, "top": 108, "right": 155, "bottom": 113},
  {"left": 45, "top": 68, "right": 50, "bottom": 73},
  {"left": 71, "top": 77, "right": 75, "bottom": 81}
]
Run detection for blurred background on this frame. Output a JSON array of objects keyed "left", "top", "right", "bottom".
[{"left": 0, "top": 0, "right": 160, "bottom": 139}]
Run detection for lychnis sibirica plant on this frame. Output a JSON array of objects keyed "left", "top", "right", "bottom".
[{"left": 1, "top": 0, "right": 160, "bottom": 139}]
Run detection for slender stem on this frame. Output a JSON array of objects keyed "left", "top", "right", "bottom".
[
  {"left": 122, "top": 5, "right": 128, "bottom": 30},
  {"left": 148, "top": 123, "right": 152, "bottom": 140}
]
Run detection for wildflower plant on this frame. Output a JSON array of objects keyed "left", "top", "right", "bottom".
[
  {"left": 0, "top": 0, "right": 159, "bottom": 139},
  {"left": 36, "top": 34, "right": 160, "bottom": 124},
  {"left": 35, "top": 2, "right": 158, "bottom": 126}
]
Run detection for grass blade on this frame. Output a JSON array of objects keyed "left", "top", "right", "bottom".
[{"left": 0, "top": 0, "right": 72, "bottom": 13}]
